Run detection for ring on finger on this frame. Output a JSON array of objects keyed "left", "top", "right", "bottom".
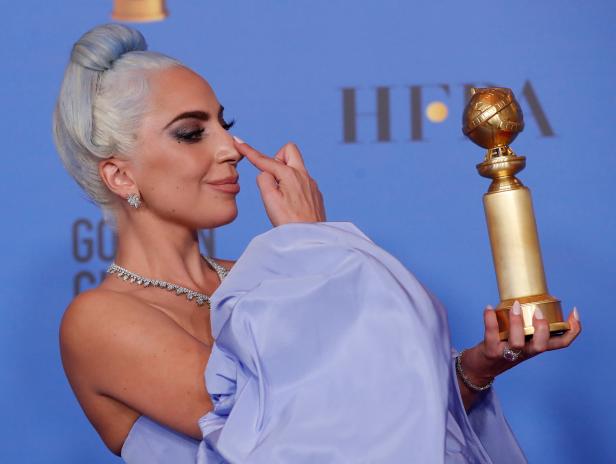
[{"left": 503, "top": 343, "right": 523, "bottom": 362}]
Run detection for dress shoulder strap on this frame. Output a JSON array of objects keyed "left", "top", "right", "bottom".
[{"left": 202, "top": 255, "right": 229, "bottom": 282}]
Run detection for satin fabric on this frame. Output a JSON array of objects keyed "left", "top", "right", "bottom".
[{"left": 122, "top": 221, "right": 527, "bottom": 463}]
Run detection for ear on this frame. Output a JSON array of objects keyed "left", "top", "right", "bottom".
[{"left": 99, "top": 156, "right": 139, "bottom": 200}]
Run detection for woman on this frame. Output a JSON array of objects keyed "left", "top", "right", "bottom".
[{"left": 53, "top": 24, "right": 581, "bottom": 463}]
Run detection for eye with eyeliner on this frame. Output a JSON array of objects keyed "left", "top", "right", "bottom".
[
  {"left": 174, "top": 126, "right": 205, "bottom": 143},
  {"left": 172, "top": 114, "right": 235, "bottom": 144}
]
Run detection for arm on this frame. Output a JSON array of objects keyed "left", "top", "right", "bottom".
[{"left": 59, "top": 289, "right": 213, "bottom": 454}]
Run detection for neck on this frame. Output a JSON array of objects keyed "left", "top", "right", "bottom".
[{"left": 113, "top": 210, "right": 215, "bottom": 291}]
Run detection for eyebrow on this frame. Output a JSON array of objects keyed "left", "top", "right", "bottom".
[{"left": 163, "top": 106, "right": 225, "bottom": 130}]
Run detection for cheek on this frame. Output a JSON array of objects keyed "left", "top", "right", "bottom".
[
  {"left": 139, "top": 143, "right": 209, "bottom": 188},
  {"left": 146, "top": 171, "right": 206, "bottom": 201}
]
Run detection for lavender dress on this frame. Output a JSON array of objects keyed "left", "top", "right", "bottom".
[{"left": 121, "top": 222, "right": 527, "bottom": 463}]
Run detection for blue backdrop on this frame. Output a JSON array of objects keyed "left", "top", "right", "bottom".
[{"left": 1, "top": 1, "right": 614, "bottom": 462}]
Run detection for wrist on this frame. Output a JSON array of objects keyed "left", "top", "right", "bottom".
[{"left": 458, "top": 346, "right": 496, "bottom": 387}]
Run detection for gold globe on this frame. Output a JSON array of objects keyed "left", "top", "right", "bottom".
[{"left": 462, "top": 87, "right": 524, "bottom": 149}]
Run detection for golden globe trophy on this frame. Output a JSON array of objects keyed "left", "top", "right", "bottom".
[{"left": 462, "top": 87, "right": 570, "bottom": 340}]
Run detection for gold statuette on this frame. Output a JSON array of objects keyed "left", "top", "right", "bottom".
[{"left": 462, "top": 87, "right": 569, "bottom": 340}]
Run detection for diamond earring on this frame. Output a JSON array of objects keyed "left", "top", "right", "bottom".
[{"left": 127, "top": 193, "right": 141, "bottom": 209}]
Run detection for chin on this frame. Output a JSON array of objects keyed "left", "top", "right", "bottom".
[{"left": 197, "top": 204, "right": 238, "bottom": 229}]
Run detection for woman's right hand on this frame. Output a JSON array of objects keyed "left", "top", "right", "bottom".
[{"left": 234, "top": 137, "right": 326, "bottom": 227}]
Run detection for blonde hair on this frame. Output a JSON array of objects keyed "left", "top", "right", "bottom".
[{"left": 52, "top": 23, "right": 182, "bottom": 229}]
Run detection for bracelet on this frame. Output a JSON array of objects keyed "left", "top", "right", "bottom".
[{"left": 455, "top": 349, "right": 494, "bottom": 392}]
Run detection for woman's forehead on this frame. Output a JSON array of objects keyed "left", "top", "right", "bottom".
[{"left": 144, "top": 66, "right": 219, "bottom": 127}]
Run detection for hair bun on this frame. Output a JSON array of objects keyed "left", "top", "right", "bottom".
[{"left": 70, "top": 23, "right": 147, "bottom": 72}]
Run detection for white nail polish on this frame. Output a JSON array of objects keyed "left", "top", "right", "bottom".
[
  {"left": 233, "top": 135, "right": 245, "bottom": 144},
  {"left": 512, "top": 300, "right": 521, "bottom": 315},
  {"left": 573, "top": 306, "right": 580, "bottom": 321},
  {"left": 534, "top": 307, "right": 544, "bottom": 320}
]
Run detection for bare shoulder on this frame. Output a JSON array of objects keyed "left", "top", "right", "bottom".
[
  {"left": 59, "top": 287, "right": 154, "bottom": 353},
  {"left": 58, "top": 288, "right": 147, "bottom": 454},
  {"left": 59, "top": 285, "right": 211, "bottom": 382},
  {"left": 59, "top": 287, "right": 214, "bottom": 454},
  {"left": 61, "top": 288, "right": 122, "bottom": 348},
  {"left": 61, "top": 286, "right": 134, "bottom": 321}
]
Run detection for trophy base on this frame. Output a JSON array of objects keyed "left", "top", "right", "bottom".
[
  {"left": 495, "top": 295, "right": 570, "bottom": 341},
  {"left": 111, "top": 0, "right": 168, "bottom": 22}
]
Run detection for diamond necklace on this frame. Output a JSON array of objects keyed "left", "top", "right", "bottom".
[{"left": 106, "top": 255, "right": 229, "bottom": 308}]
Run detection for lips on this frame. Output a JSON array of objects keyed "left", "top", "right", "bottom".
[
  {"left": 209, "top": 183, "right": 240, "bottom": 193},
  {"left": 208, "top": 176, "right": 239, "bottom": 185},
  {"left": 207, "top": 175, "right": 240, "bottom": 194}
]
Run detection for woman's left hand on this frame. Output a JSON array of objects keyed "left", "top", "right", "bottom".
[{"left": 460, "top": 301, "right": 582, "bottom": 387}]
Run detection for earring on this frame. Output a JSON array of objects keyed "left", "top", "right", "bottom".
[{"left": 127, "top": 193, "right": 141, "bottom": 209}]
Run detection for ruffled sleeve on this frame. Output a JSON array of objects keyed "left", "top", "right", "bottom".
[{"left": 196, "top": 221, "right": 525, "bottom": 463}]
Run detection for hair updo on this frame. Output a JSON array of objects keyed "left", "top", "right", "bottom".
[{"left": 52, "top": 23, "right": 183, "bottom": 229}]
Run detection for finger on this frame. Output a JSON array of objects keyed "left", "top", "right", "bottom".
[
  {"left": 273, "top": 143, "right": 308, "bottom": 173},
  {"left": 273, "top": 148, "right": 285, "bottom": 163},
  {"left": 234, "top": 138, "right": 289, "bottom": 181},
  {"left": 547, "top": 306, "right": 582, "bottom": 350},
  {"left": 508, "top": 300, "right": 525, "bottom": 350},
  {"left": 257, "top": 171, "right": 278, "bottom": 194},
  {"left": 528, "top": 307, "right": 549, "bottom": 355},
  {"left": 483, "top": 305, "right": 501, "bottom": 358}
]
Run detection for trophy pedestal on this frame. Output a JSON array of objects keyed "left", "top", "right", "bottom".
[
  {"left": 494, "top": 296, "right": 570, "bottom": 340},
  {"left": 482, "top": 183, "right": 570, "bottom": 340},
  {"left": 112, "top": 0, "right": 168, "bottom": 22}
]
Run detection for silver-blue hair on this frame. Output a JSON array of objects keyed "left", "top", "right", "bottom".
[{"left": 52, "top": 23, "right": 182, "bottom": 229}]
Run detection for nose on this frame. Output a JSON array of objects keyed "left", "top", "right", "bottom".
[{"left": 215, "top": 134, "right": 244, "bottom": 165}]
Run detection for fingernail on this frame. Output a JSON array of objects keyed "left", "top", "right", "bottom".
[
  {"left": 512, "top": 300, "right": 521, "bottom": 315},
  {"left": 486, "top": 304, "right": 494, "bottom": 310},
  {"left": 233, "top": 135, "right": 245, "bottom": 144},
  {"left": 573, "top": 306, "right": 580, "bottom": 321},
  {"left": 534, "top": 307, "right": 544, "bottom": 320}
]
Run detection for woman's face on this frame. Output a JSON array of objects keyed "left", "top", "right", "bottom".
[{"left": 127, "top": 65, "right": 242, "bottom": 230}]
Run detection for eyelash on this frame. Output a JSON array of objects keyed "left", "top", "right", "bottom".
[
  {"left": 221, "top": 117, "right": 236, "bottom": 131},
  {"left": 174, "top": 116, "right": 236, "bottom": 143},
  {"left": 175, "top": 128, "right": 206, "bottom": 143}
]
